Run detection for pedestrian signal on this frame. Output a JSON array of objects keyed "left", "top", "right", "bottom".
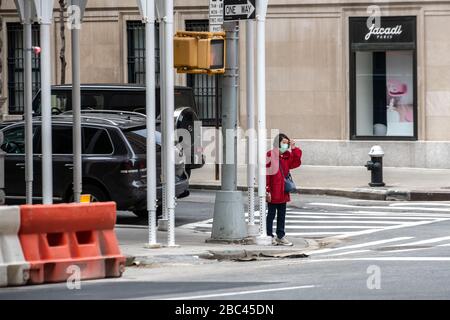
[{"left": 174, "top": 31, "right": 225, "bottom": 74}]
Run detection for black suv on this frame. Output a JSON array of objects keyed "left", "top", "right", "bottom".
[
  {"left": 31, "top": 84, "right": 204, "bottom": 176},
  {"left": 0, "top": 111, "right": 189, "bottom": 217}
]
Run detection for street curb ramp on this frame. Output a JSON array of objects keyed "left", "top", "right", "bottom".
[
  {"left": 0, "top": 206, "right": 30, "bottom": 287},
  {"left": 19, "top": 202, "right": 126, "bottom": 285}
]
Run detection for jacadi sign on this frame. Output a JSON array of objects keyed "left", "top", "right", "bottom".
[
  {"left": 365, "top": 24, "right": 403, "bottom": 41},
  {"left": 350, "top": 16, "right": 416, "bottom": 44}
]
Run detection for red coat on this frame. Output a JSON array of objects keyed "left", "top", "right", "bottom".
[{"left": 266, "top": 147, "right": 302, "bottom": 204}]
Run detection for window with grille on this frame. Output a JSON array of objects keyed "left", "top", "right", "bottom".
[
  {"left": 127, "top": 21, "right": 160, "bottom": 85},
  {"left": 185, "top": 20, "right": 222, "bottom": 127},
  {"left": 7, "top": 23, "right": 41, "bottom": 115}
]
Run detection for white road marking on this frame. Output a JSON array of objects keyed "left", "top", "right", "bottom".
[
  {"left": 285, "top": 225, "right": 383, "bottom": 229},
  {"left": 331, "top": 219, "right": 449, "bottom": 240},
  {"left": 283, "top": 220, "right": 403, "bottom": 225},
  {"left": 164, "top": 285, "right": 316, "bottom": 300},
  {"left": 328, "top": 250, "right": 371, "bottom": 257},
  {"left": 393, "top": 236, "right": 450, "bottom": 247},
  {"left": 307, "top": 257, "right": 450, "bottom": 262},
  {"left": 389, "top": 202, "right": 450, "bottom": 207},
  {"left": 285, "top": 215, "right": 436, "bottom": 220},
  {"left": 309, "top": 202, "right": 450, "bottom": 212},
  {"left": 287, "top": 211, "right": 449, "bottom": 218},
  {"left": 309, "top": 237, "right": 414, "bottom": 255}
]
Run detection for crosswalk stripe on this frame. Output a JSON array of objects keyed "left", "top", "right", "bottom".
[
  {"left": 309, "top": 202, "right": 450, "bottom": 212},
  {"left": 285, "top": 226, "right": 383, "bottom": 229},
  {"left": 328, "top": 250, "right": 371, "bottom": 257},
  {"left": 283, "top": 220, "right": 403, "bottom": 225},
  {"left": 284, "top": 215, "right": 437, "bottom": 220},
  {"left": 393, "top": 236, "right": 450, "bottom": 247},
  {"left": 286, "top": 211, "right": 448, "bottom": 218},
  {"left": 309, "top": 237, "right": 414, "bottom": 255},
  {"left": 389, "top": 202, "right": 450, "bottom": 207}
]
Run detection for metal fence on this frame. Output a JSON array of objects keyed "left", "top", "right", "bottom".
[{"left": 7, "top": 23, "right": 41, "bottom": 115}]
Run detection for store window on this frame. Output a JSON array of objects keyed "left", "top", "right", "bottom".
[{"left": 350, "top": 17, "right": 417, "bottom": 140}]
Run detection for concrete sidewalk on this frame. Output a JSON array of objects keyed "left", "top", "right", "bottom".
[
  {"left": 189, "top": 164, "right": 450, "bottom": 201},
  {"left": 120, "top": 226, "right": 318, "bottom": 267}
]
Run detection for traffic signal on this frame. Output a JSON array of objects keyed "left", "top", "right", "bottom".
[{"left": 174, "top": 31, "right": 225, "bottom": 74}]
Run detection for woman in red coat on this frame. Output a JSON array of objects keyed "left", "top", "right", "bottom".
[{"left": 266, "top": 133, "right": 302, "bottom": 246}]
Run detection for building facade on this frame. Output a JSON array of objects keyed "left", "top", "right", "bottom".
[{"left": 1, "top": 0, "right": 450, "bottom": 168}]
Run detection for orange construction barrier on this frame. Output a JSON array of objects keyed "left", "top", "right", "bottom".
[{"left": 19, "top": 202, "right": 125, "bottom": 285}]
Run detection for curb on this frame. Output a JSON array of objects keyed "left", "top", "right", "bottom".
[{"left": 189, "top": 184, "right": 450, "bottom": 201}]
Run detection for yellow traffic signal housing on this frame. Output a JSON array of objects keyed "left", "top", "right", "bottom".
[{"left": 174, "top": 31, "right": 225, "bottom": 75}]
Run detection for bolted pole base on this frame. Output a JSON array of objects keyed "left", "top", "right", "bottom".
[
  {"left": 369, "top": 182, "right": 386, "bottom": 187},
  {"left": 210, "top": 191, "right": 247, "bottom": 241}
]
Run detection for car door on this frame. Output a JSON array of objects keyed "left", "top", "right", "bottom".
[
  {"left": 1, "top": 125, "right": 26, "bottom": 202},
  {"left": 51, "top": 125, "right": 75, "bottom": 202}
]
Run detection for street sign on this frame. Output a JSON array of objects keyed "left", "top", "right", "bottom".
[
  {"left": 209, "top": 0, "right": 223, "bottom": 32},
  {"left": 223, "top": 0, "right": 255, "bottom": 21}
]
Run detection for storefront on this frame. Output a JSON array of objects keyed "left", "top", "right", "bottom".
[{"left": 350, "top": 16, "right": 417, "bottom": 140}]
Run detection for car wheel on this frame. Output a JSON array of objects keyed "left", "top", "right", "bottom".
[{"left": 133, "top": 206, "right": 162, "bottom": 219}]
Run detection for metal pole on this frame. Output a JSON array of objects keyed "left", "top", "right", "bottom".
[
  {"left": 164, "top": 0, "right": 176, "bottom": 247},
  {"left": 23, "top": 14, "right": 33, "bottom": 204},
  {"left": 221, "top": 22, "right": 238, "bottom": 191},
  {"left": 157, "top": 0, "right": 168, "bottom": 231},
  {"left": 40, "top": 21, "right": 53, "bottom": 205},
  {"left": 72, "top": 24, "right": 82, "bottom": 203},
  {"left": 69, "top": 0, "right": 86, "bottom": 203},
  {"left": 246, "top": 19, "right": 256, "bottom": 233},
  {"left": 210, "top": 21, "right": 246, "bottom": 241},
  {"left": 256, "top": 0, "right": 271, "bottom": 244},
  {"left": 143, "top": 0, "right": 159, "bottom": 247}
]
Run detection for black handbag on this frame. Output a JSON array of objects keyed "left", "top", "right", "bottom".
[{"left": 279, "top": 160, "right": 296, "bottom": 193}]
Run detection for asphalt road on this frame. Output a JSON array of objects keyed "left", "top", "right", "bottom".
[{"left": 1, "top": 191, "right": 450, "bottom": 300}]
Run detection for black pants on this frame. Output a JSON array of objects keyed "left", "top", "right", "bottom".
[{"left": 267, "top": 203, "right": 287, "bottom": 239}]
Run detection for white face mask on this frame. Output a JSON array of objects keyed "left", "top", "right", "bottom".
[{"left": 280, "top": 143, "right": 289, "bottom": 154}]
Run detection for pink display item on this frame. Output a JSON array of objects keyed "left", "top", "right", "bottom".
[{"left": 387, "top": 79, "right": 408, "bottom": 97}]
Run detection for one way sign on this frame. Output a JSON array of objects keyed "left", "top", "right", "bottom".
[{"left": 223, "top": 0, "right": 256, "bottom": 21}]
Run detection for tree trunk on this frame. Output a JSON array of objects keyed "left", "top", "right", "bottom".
[{"left": 59, "top": 0, "right": 67, "bottom": 85}]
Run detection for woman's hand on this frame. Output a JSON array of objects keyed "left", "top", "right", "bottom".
[
  {"left": 266, "top": 192, "right": 271, "bottom": 203},
  {"left": 290, "top": 140, "right": 296, "bottom": 149}
]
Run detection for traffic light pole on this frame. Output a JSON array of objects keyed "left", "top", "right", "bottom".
[
  {"left": 246, "top": 19, "right": 257, "bottom": 236},
  {"left": 210, "top": 21, "right": 247, "bottom": 241},
  {"left": 163, "top": 0, "right": 177, "bottom": 247},
  {"left": 23, "top": 3, "right": 33, "bottom": 205},
  {"left": 69, "top": 0, "right": 87, "bottom": 204},
  {"left": 256, "top": 0, "right": 271, "bottom": 244},
  {"left": 137, "top": 0, "right": 160, "bottom": 248},
  {"left": 35, "top": 0, "right": 55, "bottom": 205}
]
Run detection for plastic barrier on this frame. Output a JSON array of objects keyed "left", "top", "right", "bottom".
[
  {"left": 0, "top": 206, "right": 30, "bottom": 287},
  {"left": 19, "top": 202, "right": 125, "bottom": 284}
]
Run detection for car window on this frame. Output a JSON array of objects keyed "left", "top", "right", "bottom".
[
  {"left": 123, "top": 129, "right": 161, "bottom": 156},
  {"left": 33, "top": 91, "right": 72, "bottom": 115},
  {"left": 175, "top": 89, "right": 197, "bottom": 113},
  {"left": 81, "top": 93, "right": 105, "bottom": 110},
  {"left": 52, "top": 126, "right": 73, "bottom": 154},
  {"left": 103, "top": 91, "right": 146, "bottom": 111},
  {"left": 83, "top": 127, "right": 113, "bottom": 154},
  {"left": 1, "top": 126, "right": 25, "bottom": 154}
]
